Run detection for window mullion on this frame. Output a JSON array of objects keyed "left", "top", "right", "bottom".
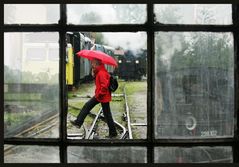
[
  {"left": 3, "top": 25, "right": 60, "bottom": 32},
  {"left": 1, "top": 1, "right": 4, "bottom": 165},
  {"left": 147, "top": 0, "right": 154, "bottom": 163},
  {"left": 59, "top": 3, "right": 67, "bottom": 164},
  {"left": 232, "top": 3, "right": 239, "bottom": 163}
]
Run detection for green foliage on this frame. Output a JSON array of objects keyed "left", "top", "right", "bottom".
[
  {"left": 95, "top": 33, "right": 106, "bottom": 45},
  {"left": 4, "top": 66, "right": 21, "bottom": 83},
  {"left": 4, "top": 65, "right": 59, "bottom": 84},
  {"left": 155, "top": 6, "right": 233, "bottom": 72},
  {"left": 156, "top": 29, "right": 233, "bottom": 72},
  {"left": 42, "top": 85, "right": 59, "bottom": 101},
  {"left": 4, "top": 112, "right": 37, "bottom": 128}
]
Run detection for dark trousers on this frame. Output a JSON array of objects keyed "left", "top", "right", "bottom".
[{"left": 75, "top": 96, "right": 117, "bottom": 136}]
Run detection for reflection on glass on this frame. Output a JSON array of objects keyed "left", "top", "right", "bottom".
[
  {"left": 4, "top": 145, "right": 59, "bottom": 163},
  {"left": 68, "top": 147, "right": 147, "bottom": 163},
  {"left": 4, "top": 33, "right": 59, "bottom": 138},
  {"left": 154, "top": 4, "right": 232, "bottom": 25},
  {"left": 154, "top": 147, "right": 232, "bottom": 163},
  {"left": 155, "top": 32, "right": 234, "bottom": 138},
  {"left": 67, "top": 4, "right": 147, "bottom": 24},
  {"left": 4, "top": 4, "right": 59, "bottom": 24},
  {"left": 66, "top": 32, "right": 147, "bottom": 139}
]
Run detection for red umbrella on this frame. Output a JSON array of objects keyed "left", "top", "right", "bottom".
[{"left": 77, "top": 50, "right": 118, "bottom": 67}]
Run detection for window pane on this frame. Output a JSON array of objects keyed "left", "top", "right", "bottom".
[
  {"left": 4, "top": 4, "right": 59, "bottom": 24},
  {"left": 154, "top": 147, "right": 232, "bottom": 163},
  {"left": 4, "top": 145, "right": 59, "bottom": 163},
  {"left": 155, "top": 32, "right": 234, "bottom": 138},
  {"left": 66, "top": 32, "right": 147, "bottom": 139},
  {"left": 154, "top": 4, "right": 232, "bottom": 25},
  {"left": 4, "top": 33, "right": 59, "bottom": 138},
  {"left": 67, "top": 4, "right": 147, "bottom": 25},
  {"left": 68, "top": 147, "right": 147, "bottom": 163}
]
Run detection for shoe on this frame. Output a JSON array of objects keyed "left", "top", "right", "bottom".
[{"left": 70, "top": 120, "right": 81, "bottom": 128}]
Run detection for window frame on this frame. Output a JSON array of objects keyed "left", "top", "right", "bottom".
[{"left": 2, "top": 0, "right": 239, "bottom": 165}]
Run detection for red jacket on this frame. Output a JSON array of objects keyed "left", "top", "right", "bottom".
[{"left": 94, "top": 64, "right": 111, "bottom": 103}]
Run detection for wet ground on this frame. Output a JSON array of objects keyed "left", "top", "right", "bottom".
[
  {"left": 67, "top": 80, "right": 147, "bottom": 139},
  {"left": 67, "top": 82, "right": 126, "bottom": 139},
  {"left": 4, "top": 80, "right": 148, "bottom": 162},
  {"left": 127, "top": 89, "right": 147, "bottom": 139},
  {"left": 4, "top": 145, "right": 59, "bottom": 163}
]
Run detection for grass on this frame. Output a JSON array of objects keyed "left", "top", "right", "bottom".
[
  {"left": 111, "top": 98, "right": 126, "bottom": 125},
  {"left": 67, "top": 101, "right": 102, "bottom": 129},
  {"left": 68, "top": 82, "right": 95, "bottom": 99},
  {"left": 132, "top": 129, "right": 141, "bottom": 139},
  {"left": 125, "top": 81, "right": 147, "bottom": 113},
  {"left": 67, "top": 80, "right": 147, "bottom": 139},
  {"left": 4, "top": 111, "right": 38, "bottom": 128},
  {"left": 125, "top": 81, "right": 147, "bottom": 95}
]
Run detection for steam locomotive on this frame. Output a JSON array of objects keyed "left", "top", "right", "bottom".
[{"left": 117, "top": 49, "right": 147, "bottom": 80}]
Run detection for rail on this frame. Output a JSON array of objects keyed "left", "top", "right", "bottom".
[{"left": 123, "top": 86, "right": 133, "bottom": 139}]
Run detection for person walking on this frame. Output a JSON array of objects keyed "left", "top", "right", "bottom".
[{"left": 70, "top": 58, "right": 118, "bottom": 138}]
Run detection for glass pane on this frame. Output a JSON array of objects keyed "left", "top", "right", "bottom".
[
  {"left": 4, "top": 145, "right": 59, "bottom": 163},
  {"left": 66, "top": 32, "right": 147, "bottom": 139},
  {"left": 155, "top": 32, "right": 234, "bottom": 138},
  {"left": 4, "top": 32, "right": 59, "bottom": 138},
  {"left": 67, "top": 4, "right": 147, "bottom": 24},
  {"left": 154, "top": 4, "right": 232, "bottom": 25},
  {"left": 154, "top": 147, "right": 232, "bottom": 163},
  {"left": 4, "top": 4, "right": 59, "bottom": 24},
  {"left": 68, "top": 146, "right": 147, "bottom": 163}
]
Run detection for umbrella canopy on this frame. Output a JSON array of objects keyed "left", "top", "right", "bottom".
[{"left": 77, "top": 50, "right": 118, "bottom": 67}]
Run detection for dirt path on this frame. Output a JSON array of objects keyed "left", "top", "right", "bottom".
[{"left": 127, "top": 88, "right": 147, "bottom": 139}]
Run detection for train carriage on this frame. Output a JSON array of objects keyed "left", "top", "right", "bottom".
[
  {"left": 93, "top": 44, "right": 117, "bottom": 74},
  {"left": 66, "top": 33, "right": 118, "bottom": 88},
  {"left": 102, "top": 45, "right": 116, "bottom": 74},
  {"left": 66, "top": 32, "right": 92, "bottom": 88}
]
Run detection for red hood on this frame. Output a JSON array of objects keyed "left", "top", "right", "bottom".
[{"left": 94, "top": 64, "right": 106, "bottom": 74}]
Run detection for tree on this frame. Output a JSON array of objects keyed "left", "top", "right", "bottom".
[
  {"left": 157, "top": 6, "right": 234, "bottom": 71},
  {"left": 155, "top": 5, "right": 181, "bottom": 24},
  {"left": 80, "top": 12, "right": 102, "bottom": 24},
  {"left": 112, "top": 4, "right": 146, "bottom": 23}
]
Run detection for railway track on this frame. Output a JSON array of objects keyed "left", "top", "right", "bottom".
[
  {"left": 86, "top": 108, "right": 128, "bottom": 139},
  {"left": 68, "top": 87, "right": 133, "bottom": 139},
  {"left": 5, "top": 86, "right": 133, "bottom": 140},
  {"left": 4, "top": 112, "right": 59, "bottom": 155},
  {"left": 4, "top": 86, "right": 133, "bottom": 157},
  {"left": 4, "top": 108, "right": 58, "bottom": 138}
]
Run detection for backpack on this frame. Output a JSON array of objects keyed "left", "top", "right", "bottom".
[{"left": 108, "top": 75, "right": 118, "bottom": 92}]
